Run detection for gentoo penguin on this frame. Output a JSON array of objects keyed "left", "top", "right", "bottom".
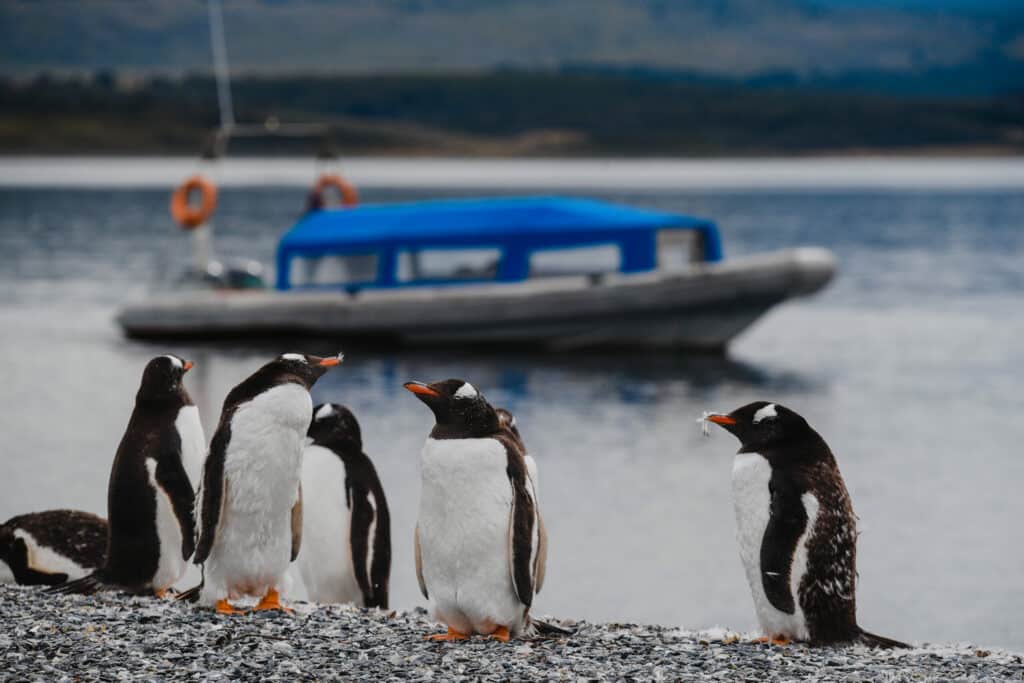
[
  {"left": 54, "top": 355, "right": 204, "bottom": 597},
  {"left": 193, "top": 352, "right": 343, "bottom": 615},
  {"left": 704, "top": 402, "right": 906, "bottom": 647},
  {"left": 0, "top": 510, "right": 107, "bottom": 585},
  {"left": 295, "top": 403, "right": 391, "bottom": 607},
  {"left": 406, "top": 379, "right": 546, "bottom": 642}
]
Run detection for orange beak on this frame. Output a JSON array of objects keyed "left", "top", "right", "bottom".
[
  {"left": 706, "top": 414, "right": 736, "bottom": 425},
  {"left": 318, "top": 353, "right": 344, "bottom": 367},
  {"left": 404, "top": 382, "right": 440, "bottom": 398},
  {"left": 183, "top": 360, "right": 194, "bottom": 372}
]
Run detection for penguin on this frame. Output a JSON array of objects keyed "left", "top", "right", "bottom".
[
  {"left": 0, "top": 510, "right": 107, "bottom": 586},
  {"left": 193, "top": 352, "right": 343, "bottom": 615},
  {"left": 704, "top": 401, "right": 907, "bottom": 647},
  {"left": 53, "top": 355, "right": 203, "bottom": 597},
  {"left": 406, "top": 379, "right": 547, "bottom": 642},
  {"left": 294, "top": 403, "right": 391, "bottom": 607}
]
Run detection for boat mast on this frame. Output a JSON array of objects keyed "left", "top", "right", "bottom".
[{"left": 208, "top": 0, "right": 235, "bottom": 149}]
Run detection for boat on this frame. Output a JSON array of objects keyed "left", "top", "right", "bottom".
[{"left": 117, "top": 194, "right": 835, "bottom": 351}]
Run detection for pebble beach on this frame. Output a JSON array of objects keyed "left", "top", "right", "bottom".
[{"left": 3, "top": 586, "right": 1021, "bottom": 682}]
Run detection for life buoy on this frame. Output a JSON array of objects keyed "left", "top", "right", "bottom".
[
  {"left": 309, "top": 173, "right": 359, "bottom": 210},
  {"left": 170, "top": 175, "right": 218, "bottom": 229}
]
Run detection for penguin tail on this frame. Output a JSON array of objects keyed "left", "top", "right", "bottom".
[
  {"left": 857, "top": 628, "right": 910, "bottom": 649},
  {"left": 175, "top": 584, "right": 203, "bottom": 603},
  {"left": 527, "top": 617, "right": 575, "bottom": 638},
  {"left": 47, "top": 571, "right": 105, "bottom": 596}
]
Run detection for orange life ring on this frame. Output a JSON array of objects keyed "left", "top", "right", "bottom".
[
  {"left": 170, "top": 175, "right": 218, "bottom": 229},
  {"left": 310, "top": 173, "right": 359, "bottom": 209}
]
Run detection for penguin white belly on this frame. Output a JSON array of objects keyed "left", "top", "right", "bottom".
[
  {"left": 204, "top": 384, "right": 309, "bottom": 600},
  {"left": 296, "top": 444, "right": 363, "bottom": 604},
  {"left": 731, "top": 452, "right": 818, "bottom": 641},
  {"left": 11, "top": 529, "right": 90, "bottom": 581},
  {"left": 175, "top": 405, "right": 207, "bottom": 489},
  {"left": 145, "top": 459, "right": 187, "bottom": 591},
  {"left": 418, "top": 437, "right": 524, "bottom": 635}
]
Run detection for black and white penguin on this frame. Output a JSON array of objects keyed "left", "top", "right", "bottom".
[
  {"left": 294, "top": 403, "right": 391, "bottom": 607},
  {"left": 406, "top": 379, "right": 547, "bottom": 642},
  {"left": 704, "top": 401, "right": 907, "bottom": 647},
  {"left": 193, "top": 352, "right": 343, "bottom": 614},
  {"left": 54, "top": 355, "right": 204, "bottom": 597},
  {"left": 0, "top": 510, "right": 107, "bottom": 586}
]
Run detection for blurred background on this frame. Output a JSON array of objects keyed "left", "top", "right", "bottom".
[{"left": 1, "top": 0, "right": 1022, "bottom": 650}]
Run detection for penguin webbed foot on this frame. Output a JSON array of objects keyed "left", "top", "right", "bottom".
[
  {"left": 254, "top": 588, "right": 293, "bottom": 613},
  {"left": 488, "top": 626, "right": 511, "bottom": 643},
  {"left": 752, "top": 635, "right": 792, "bottom": 646},
  {"left": 425, "top": 627, "right": 470, "bottom": 642},
  {"left": 215, "top": 599, "right": 248, "bottom": 616}
]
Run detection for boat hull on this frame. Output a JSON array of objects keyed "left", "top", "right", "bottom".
[{"left": 117, "top": 248, "right": 835, "bottom": 351}]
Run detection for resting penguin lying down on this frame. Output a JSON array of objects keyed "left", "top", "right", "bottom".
[{"left": 0, "top": 510, "right": 107, "bottom": 586}]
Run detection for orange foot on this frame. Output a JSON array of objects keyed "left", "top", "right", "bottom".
[
  {"left": 426, "top": 626, "right": 470, "bottom": 642},
  {"left": 488, "top": 626, "right": 511, "bottom": 643},
  {"left": 254, "top": 588, "right": 293, "bottom": 613},
  {"left": 154, "top": 589, "right": 168, "bottom": 599},
  {"left": 752, "top": 635, "right": 791, "bottom": 646},
  {"left": 215, "top": 599, "right": 247, "bottom": 615}
]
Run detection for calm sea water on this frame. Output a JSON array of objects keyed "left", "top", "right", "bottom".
[{"left": 1, "top": 162, "right": 1022, "bottom": 649}]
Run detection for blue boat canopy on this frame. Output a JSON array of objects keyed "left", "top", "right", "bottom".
[{"left": 276, "top": 196, "right": 722, "bottom": 291}]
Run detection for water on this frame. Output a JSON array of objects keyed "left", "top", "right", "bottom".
[{"left": 1, "top": 163, "right": 1022, "bottom": 650}]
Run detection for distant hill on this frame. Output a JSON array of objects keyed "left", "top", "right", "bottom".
[
  {"left": 1, "top": 0, "right": 1022, "bottom": 97},
  {"left": 2, "top": 70, "right": 1021, "bottom": 156}
]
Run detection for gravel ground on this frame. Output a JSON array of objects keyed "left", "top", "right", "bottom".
[{"left": 1, "top": 585, "right": 1022, "bottom": 682}]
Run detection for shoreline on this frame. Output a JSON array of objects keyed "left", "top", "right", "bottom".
[
  {"left": 1, "top": 156, "right": 1023, "bottom": 191},
  {"left": 3, "top": 586, "right": 1021, "bottom": 681}
]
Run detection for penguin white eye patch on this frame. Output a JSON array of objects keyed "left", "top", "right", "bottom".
[
  {"left": 314, "top": 404, "right": 335, "bottom": 421},
  {"left": 753, "top": 404, "right": 778, "bottom": 424},
  {"left": 454, "top": 383, "right": 478, "bottom": 400},
  {"left": 281, "top": 353, "right": 307, "bottom": 363}
]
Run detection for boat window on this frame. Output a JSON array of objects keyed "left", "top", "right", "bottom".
[
  {"left": 397, "top": 248, "right": 501, "bottom": 282},
  {"left": 292, "top": 253, "right": 378, "bottom": 287},
  {"left": 657, "top": 229, "right": 703, "bottom": 270},
  {"left": 528, "top": 244, "right": 621, "bottom": 277}
]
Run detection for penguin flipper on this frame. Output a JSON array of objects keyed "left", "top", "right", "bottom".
[
  {"left": 2, "top": 536, "right": 69, "bottom": 586},
  {"left": 414, "top": 524, "right": 428, "bottom": 600},
  {"left": 154, "top": 447, "right": 197, "bottom": 562},
  {"left": 47, "top": 571, "right": 104, "bottom": 595},
  {"left": 348, "top": 480, "right": 375, "bottom": 604},
  {"left": 290, "top": 483, "right": 303, "bottom": 562},
  {"left": 760, "top": 475, "right": 808, "bottom": 615},
  {"left": 506, "top": 462, "right": 539, "bottom": 608},
  {"left": 857, "top": 629, "right": 910, "bottom": 649},
  {"left": 194, "top": 431, "right": 228, "bottom": 564}
]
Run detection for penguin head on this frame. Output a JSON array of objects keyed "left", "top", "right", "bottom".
[
  {"left": 404, "top": 379, "right": 500, "bottom": 438},
  {"left": 138, "top": 354, "right": 194, "bottom": 400},
  {"left": 266, "top": 352, "right": 344, "bottom": 388},
  {"left": 308, "top": 403, "right": 362, "bottom": 454},
  {"left": 706, "top": 401, "right": 816, "bottom": 455}
]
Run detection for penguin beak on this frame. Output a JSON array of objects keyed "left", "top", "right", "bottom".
[
  {"left": 706, "top": 414, "right": 737, "bottom": 425},
  {"left": 404, "top": 381, "right": 440, "bottom": 398},
  {"left": 183, "top": 360, "right": 194, "bottom": 372},
  {"left": 316, "top": 353, "right": 344, "bottom": 367}
]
